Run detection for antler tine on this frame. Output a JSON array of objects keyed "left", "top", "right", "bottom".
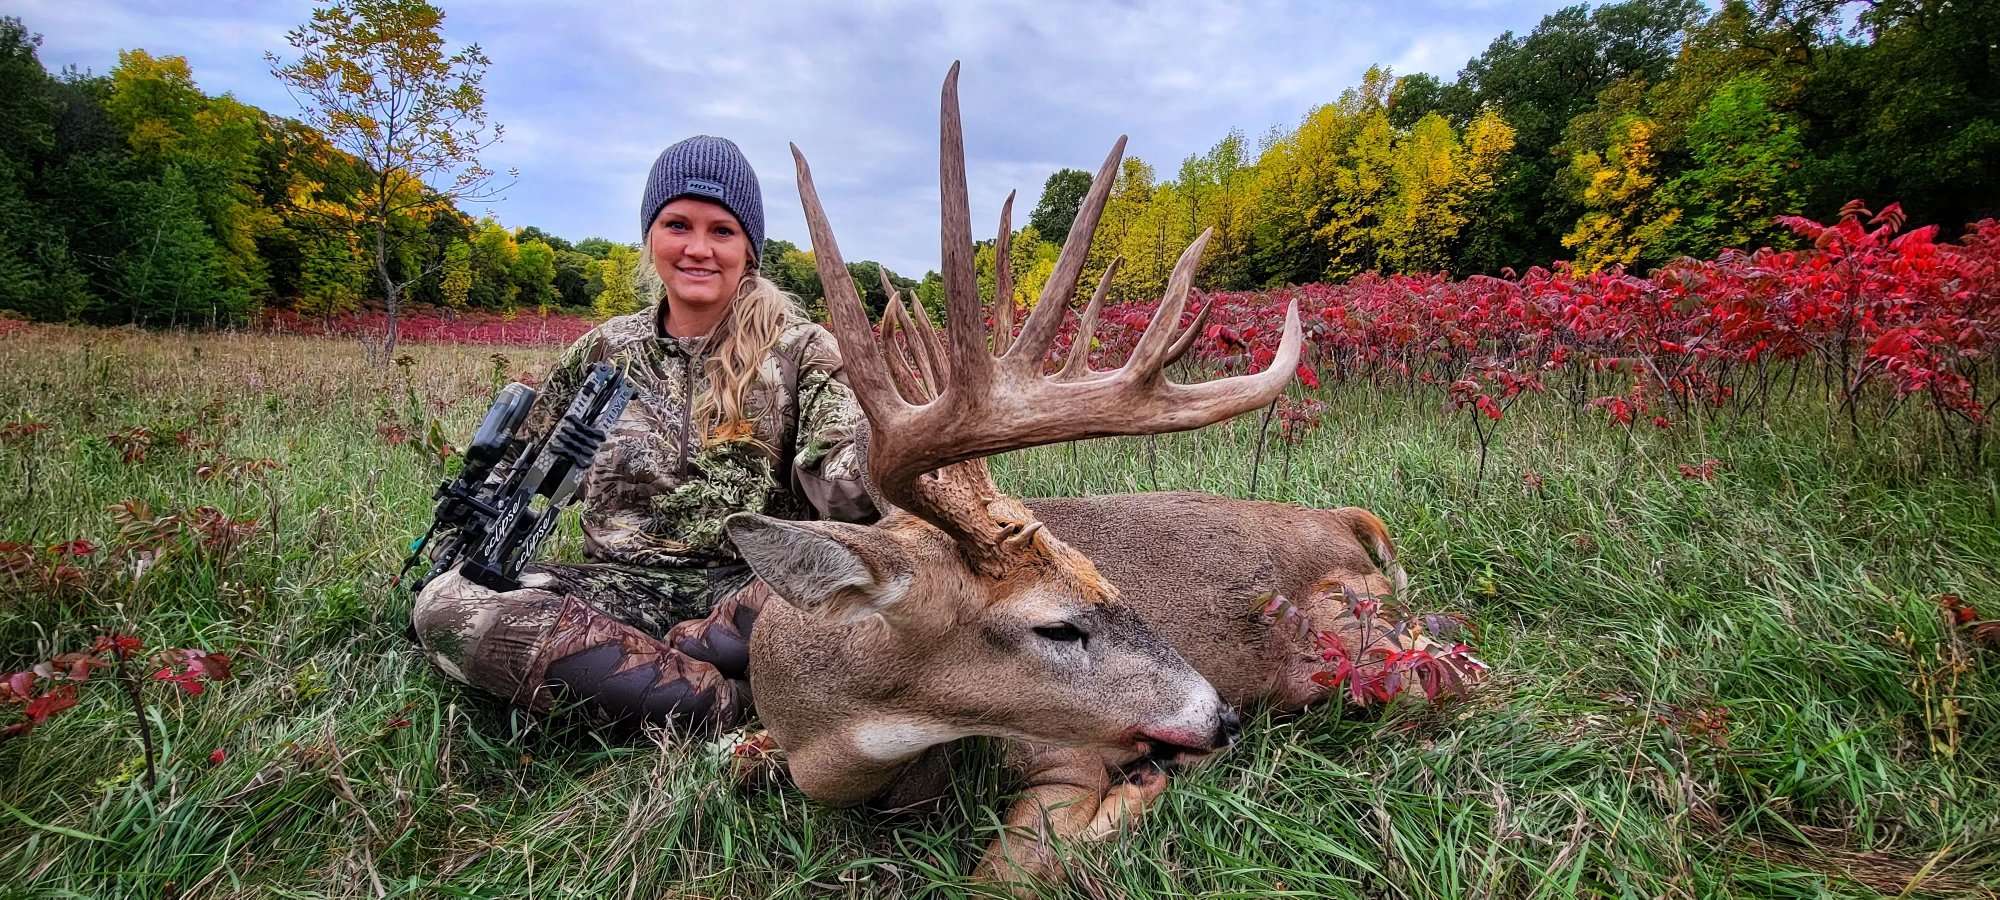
[
  {"left": 1054, "top": 256, "right": 1119, "bottom": 382},
  {"left": 872, "top": 271, "right": 940, "bottom": 403},
  {"left": 1006, "top": 133, "right": 1127, "bottom": 370},
  {"left": 906, "top": 289, "right": 950, "bottom": 389},
  {"left": 1163, "top": 293, "right": 1213, "bottom": 368},
  {"left": 876, "top": 265, "right": 900, "bottom": 309},
  {"left": 938, "top": 61, "right": 993, "bottom": 396},
  {"left": 1153, "top": 297, "right": 1303, "bottom": 420},
  {"left": 991, "top": 191, "right": 1016, "bottom": 356},
  {"left": 875, "top": 280, "right": 915, "bottom": 403},
  {"left": 1121, "top": 227, "right": 1212, "bottom": 378},
  {"left": 790, "top": 143, "right": 907, "bottom": 429},
  {"left": 885, "top": 293, "right": 940, "bottom": 403}
]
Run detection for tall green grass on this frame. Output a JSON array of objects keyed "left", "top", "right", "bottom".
[{"left": 1, "top": 325, "right": 1994, "bottom": 898}]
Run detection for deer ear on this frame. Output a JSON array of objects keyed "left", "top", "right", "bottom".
[{"left": 726, "top": 513, "right": 913, "bottom": 626}]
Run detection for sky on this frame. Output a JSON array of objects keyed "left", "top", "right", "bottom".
[{"left": 17, "top": 0, "right": 1576, "bottom": 277}]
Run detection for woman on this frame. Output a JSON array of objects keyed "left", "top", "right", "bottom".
[{"left": 410, "top": 135, "right": 877, "bottom": 732}]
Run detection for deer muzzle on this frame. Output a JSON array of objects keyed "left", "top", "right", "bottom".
[{"left": 1130, "top": 677, "right": 1236, "bottom": 764}]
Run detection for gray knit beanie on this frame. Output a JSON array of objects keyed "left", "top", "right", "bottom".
[{"left": 640, "top": 135, "right": 765, "bottom": 266}]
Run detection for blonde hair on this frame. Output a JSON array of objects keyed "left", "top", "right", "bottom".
[{"left": 638, "top": 238, "right": 805, "bottom": 446}]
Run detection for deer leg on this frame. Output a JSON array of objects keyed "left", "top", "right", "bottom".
[
  {"left": 972, "top": 746, "right": 1114, "bottom": 889},
  {"left": 1079, "top": 763, "right": 1170, "bottom": 841}
]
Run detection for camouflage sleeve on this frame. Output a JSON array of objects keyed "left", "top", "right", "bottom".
[{"left": 789, "top": 327, "right": 880, "bottom": 524}]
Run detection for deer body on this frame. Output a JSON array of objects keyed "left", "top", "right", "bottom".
[
  {"left": 743, "top": 492, "right": 1407, "bottom": 878},
  {"left": 1026, "top": 492, "right": 1399, "bottom": 707}
]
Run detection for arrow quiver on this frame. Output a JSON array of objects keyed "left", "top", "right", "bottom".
[{"left": 399, "top": 361, "right": 633, "bottom": 593}]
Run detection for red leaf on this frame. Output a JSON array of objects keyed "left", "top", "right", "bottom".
[
  {"left": 188, "top": 651, "right": 233, "bottom": 682},
  {"left": 23, "top": 685, "right": 77, "bottom": 723},
  {"left": 92, "top": 633, "right": 144, "bottom": 660}
]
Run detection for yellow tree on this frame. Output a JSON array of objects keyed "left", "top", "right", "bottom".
[
  {"left": 1240, "top": 125, "right": 1321, "bottom": 286},
  {"left": 268, "top": 0, "right": 507, "bottom": 358},
  {"left": 1562, "top": 115, "right": 1679, "bottom": 273},
  {"left": 1195, "top": 131, "right": 1254, "bottom": 288},
  {"left": 1320, "top": 108, "right": 1394, "bottom": 279},
  {"left": 1080, "top": 157, "right": 1156, "bottom": 301},
  {"left": 1113, "top": 181, "right": 1193, "bottom": 299},
  {"left": 439, "top": 239, "right": 472, "bottom": 310},
  {"left": 468, "top": 219, "right": 518, "bottom": 309},
  {"left": 1378, "top": 110, "right": 1517, "bottom": 274}
]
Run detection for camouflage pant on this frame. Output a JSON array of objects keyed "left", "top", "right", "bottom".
[{"left": 410, "top": 561, "right": 769, "bottom": 733}]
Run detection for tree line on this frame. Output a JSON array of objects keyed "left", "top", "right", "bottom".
[
  {"left": 1, "top": 0, "right": 1993, "bottom": 328},
  {"left": 0, "top": 9, "right": 921, "bottom": 334},
  {"left": 1003, "top": 0, "right": 1998, "bottom": 305}
]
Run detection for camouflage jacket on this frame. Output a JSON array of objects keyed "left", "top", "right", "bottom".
[{"left": 520, "top": 303, "right": 878, "bottom": 568}]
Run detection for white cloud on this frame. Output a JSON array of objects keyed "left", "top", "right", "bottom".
[{"left": 16, "top": 0, "right": 1572, "bottom": 275}]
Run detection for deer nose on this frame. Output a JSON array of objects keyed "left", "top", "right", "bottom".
[{"left": 1213, "top": 708, "right": 1242, "bottom": 748}]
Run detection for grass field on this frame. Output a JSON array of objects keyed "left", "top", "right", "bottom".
[{"left": 1, "top": 322, "right": 1995, "bottom": 899}]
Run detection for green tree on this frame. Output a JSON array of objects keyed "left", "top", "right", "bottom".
[
  {"left": 512, "top": 238, "right": 557, "bottom": 309},
  {"left": 1388, "top": 73, "right": 1447, "bottom": 129},
  {"left": 1795, "top": 0, "right": 2000, "bottom": 233},
  {"left": 513, "top": 225, "right": 571, "bottom": 253},
  {"left": 1441, "top": 0, "right": 1704, "bottom": 268},
  {"left": 843, "top": 260, "right": 911, "bottom": 322},
  {"left": 1662, "top": 74, "right": 1805, "bottom": 257},
  {"left": 268, "top": 0, "right": 506, "bottom": 358},
  {"left": 553, "top": 248, "right": 595, "bottom": 307},
  {"left": 296, "top": 230, "right": 367, "bottom": 315},
  {"left": 106, "top": 50, "right": 270, "bottom": 309},
  {"left": 0, "top": 19, "right": 90, "bottom": 320},
  {"left": 112, "top": 166, "right": 247, "bottom": 325},
  {"left": 467, "top": 219, "right": 517, "bottom": 308},
  {"left": 1028, "top": 168, "right": 1091, "bottom": 247},
  {"left": 573, "top": 236, "right": 619, "bottom": 259},
  {"left": 761, "top": 238, "right": 821, "bottom": 306}
]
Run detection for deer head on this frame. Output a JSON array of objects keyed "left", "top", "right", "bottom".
[{"left": 726, "top": 63, "right": 1302, "bottom": 765}]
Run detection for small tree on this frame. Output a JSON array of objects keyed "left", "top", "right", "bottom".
[{"left": 267, "top": 0, "right": 507, "bottom": 359}]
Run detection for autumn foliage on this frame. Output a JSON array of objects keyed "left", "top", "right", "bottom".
[{"left": 1049, "top": 204, "right": 1998, "bottom": 458}]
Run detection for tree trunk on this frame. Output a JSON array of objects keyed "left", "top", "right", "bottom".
[{"left": 374, "top": 223, "right": 400, "bottom": 363}]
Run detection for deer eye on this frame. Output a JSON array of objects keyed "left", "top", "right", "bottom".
[{"left": 1032, "top": 623, "right": 1087, "bottom": 646}]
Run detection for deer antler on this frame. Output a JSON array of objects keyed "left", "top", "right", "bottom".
[{"left": 791, "top": 62, "right": 1301, "bottom": 571}]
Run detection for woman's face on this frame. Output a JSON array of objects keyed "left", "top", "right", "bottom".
[{"left": 650, "top": 197, "right": 750, "bottom": 314}]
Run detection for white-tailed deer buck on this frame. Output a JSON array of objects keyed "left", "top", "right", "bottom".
[{"left": 723, "top": 64, "right": 1480, "bottom": 889}]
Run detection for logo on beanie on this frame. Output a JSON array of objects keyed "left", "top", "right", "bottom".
[{"left": 684, "top": 178, "right": 726, "bottom": 200}]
